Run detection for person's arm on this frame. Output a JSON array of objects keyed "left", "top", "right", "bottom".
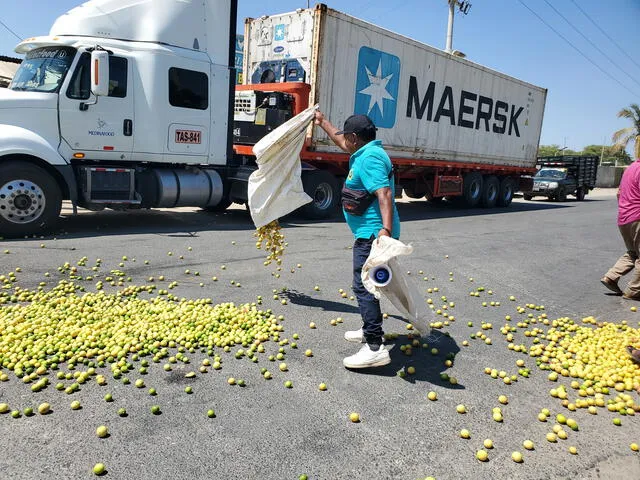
[
  {"left": 375, "top": 187, "right": 394, "bottom": 238},
  {"left": 314, "top": 110, "right": 350, "bottom": 153}
]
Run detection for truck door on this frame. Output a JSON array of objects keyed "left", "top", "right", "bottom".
[
  {"left": 59, "top": 52, "right": 134, "bottom": 158},
  {"left": 165, "top": 66, "right": 211, "bottom": 163}
]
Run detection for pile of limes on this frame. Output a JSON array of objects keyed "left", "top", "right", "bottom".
[
  {"left": 523, "top": 317, "right": 640, "bottom": 410},
  {"left": 0, "top": 279, "right": 281, "bottom": 379}
]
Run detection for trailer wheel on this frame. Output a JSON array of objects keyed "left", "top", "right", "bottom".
[
  {"left": 480, "top": 175, "right": 499, "bottom": 208},
  {"left": 301, "top": 170, "right": 339, "bottom": 219},
  {"left": 576, "top": 187, "right": 586, "bottom": 201},
  {"left": 497, "top": 178, "right": 515, "bottom": 207},
  {"left": 462, "top": 172, "right": 483, "bottom": 207},
  {"left": 0, "top": 161, "right": 62, "bottom": 237}
]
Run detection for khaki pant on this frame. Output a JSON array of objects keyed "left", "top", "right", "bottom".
[{"left": 605, "top": 221, "right": 640, "bottom": 296}]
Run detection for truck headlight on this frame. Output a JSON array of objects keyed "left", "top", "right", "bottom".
[{"left": 548, "top": 182, "right": 558, "bottom": 188}]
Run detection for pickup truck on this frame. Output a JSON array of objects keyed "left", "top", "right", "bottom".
[{"left": 523, "top": 156, "right": 598, "bottom": 202}]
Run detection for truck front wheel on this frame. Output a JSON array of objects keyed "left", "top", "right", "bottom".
[
  {"left": 301, "top": 170, "right": 339, "bottom": 219},
  {"left": 576, "top": 187, "right": 586, "bottom": 201},
  {"left": 462, "top": 172, "right": 483, "bottom": 207},
  {"left": 0, "top": 162, "right": 62, "bottom": 237}
]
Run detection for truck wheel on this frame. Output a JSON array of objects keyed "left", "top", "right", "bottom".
[
  {"left": 301, "top": 170, "right": 339, "bottom": 219},
  {"left": 480, "top": 175, "right": 499, "bottom": 208},
  {"left": 0, "top": 162, "right": 62, "bottom": 237},
  {"left": 202, "top": 198, "right": 232, "bottom": 213},
  {"left": 576, "top": 187, "right": 586, "bottom": 201},
  {"left": 523, "top": 194, "right": 533, "bottom": 201},
  {"left": 497, "top": 178, "right": 515, "bottom": 207},
  {"left": 425, "top": 192, "right": 444, "bottom": 204},
  {"left": 556, "top": 188, "right": 567, "bottom": 202},
  {"left": 404, "top": 185, "right": 428, "bottom": 199},
  {"left": 462, "top": 172, "right": 483, "bottom": 207}
]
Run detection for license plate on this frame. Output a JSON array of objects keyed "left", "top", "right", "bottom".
[{"left": 175, "top": 130, "right": 202, "bottom": 144}]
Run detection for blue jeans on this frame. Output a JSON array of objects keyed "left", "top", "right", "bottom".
[{"left": 352, "top": 237, "right": 383, "bottom": 346}]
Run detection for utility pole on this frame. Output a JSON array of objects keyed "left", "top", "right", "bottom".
[{"left": 446, "top": 0, "right": 472, "bottom": 53}]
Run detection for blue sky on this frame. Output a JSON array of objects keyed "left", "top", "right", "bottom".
[{"left": 1, "top": 0, "right": 639, "bottom": 154}]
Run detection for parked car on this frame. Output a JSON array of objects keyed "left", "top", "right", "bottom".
[{"left": 523, "top": 156, "right": 598, "bottom": 201}]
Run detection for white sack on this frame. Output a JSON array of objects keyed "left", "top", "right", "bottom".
[
  {"left": 362, "top": 236, "right": 433, "bottom": 335},
  {"left": 248, "top": 105, "right": 317, "bottom": 228}
]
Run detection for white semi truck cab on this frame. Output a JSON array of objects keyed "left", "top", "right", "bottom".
[{"left": 0, "top": 0, "right": 239, "bottom": 236}]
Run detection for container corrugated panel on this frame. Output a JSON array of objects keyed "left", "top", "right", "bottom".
[{"left": 244, "top": 5, "right": 547, "bottom": 169}]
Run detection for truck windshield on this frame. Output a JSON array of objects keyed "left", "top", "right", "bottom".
[
  {"left": 536, "top": 169, "right": 566, "bottom": 180},
  {"left": 10, "top": 46, "right": 76, "bottom": 93}
]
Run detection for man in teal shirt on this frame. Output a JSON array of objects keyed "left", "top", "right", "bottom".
[{"left": 315, "top": 112, "right": 400, "bottom": 368}]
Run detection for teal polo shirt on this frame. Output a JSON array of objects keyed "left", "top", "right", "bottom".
[{"left": 343, "top": 140, "right": 401, "bottom": 240}]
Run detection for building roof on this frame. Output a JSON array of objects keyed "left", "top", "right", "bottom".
[
  {"left": 0, "top": 58, "right": 21, "bottom": 81},
  {"left": 0, "top": 55, "right": 22, "bottom": 64}
]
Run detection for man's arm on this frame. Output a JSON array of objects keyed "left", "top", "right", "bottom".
[
  {"left": 314, "top": 111, "right": 350, "bottom": 153},
  {"left": 375, "top": 187, "right": 394, "bottom": 238}
]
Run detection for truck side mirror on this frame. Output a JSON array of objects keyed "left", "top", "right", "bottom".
[{"left": 90, "top": 50, "right": 110, "bottom": 96}]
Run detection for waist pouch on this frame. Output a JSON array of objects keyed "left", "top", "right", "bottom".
[
  {"left": 341, "top": 186, "right": 376, "bottom": 216},
  {"left": 341, "top": 167, "right": 394, "bottom": 216}
]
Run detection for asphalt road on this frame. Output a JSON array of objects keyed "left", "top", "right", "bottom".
[{"left": 0, "top": 189, "right": 639, "bottom": 480}]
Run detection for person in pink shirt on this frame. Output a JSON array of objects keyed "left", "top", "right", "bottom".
[{"left": 602, "top": 158, "right": 640, "bottom": 299}]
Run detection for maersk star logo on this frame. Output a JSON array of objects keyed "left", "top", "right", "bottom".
[
  {"left": 354, "top": 47, "right": 401, "bottom": 128},
  {"left": 274, "top": 24, "right": 286, "bottom": 41}
]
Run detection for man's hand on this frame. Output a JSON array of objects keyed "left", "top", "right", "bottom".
[
  {"left": 314, "top": 110, "right": 350, "bottom": 154},
  {"left": 377, "top": 228, "right": 391, "bottom": 239}
]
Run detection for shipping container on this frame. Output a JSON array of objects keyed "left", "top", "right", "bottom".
[{"left": 234, "top": 4, "right": 548, "bottom": 215}]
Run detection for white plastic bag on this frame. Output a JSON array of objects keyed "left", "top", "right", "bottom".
[
  {"left": 361, "top": 236, "right": 432, "bottom": 335},
  {"left": 247, "top": 105, "right": 317, "bottom": 228}
]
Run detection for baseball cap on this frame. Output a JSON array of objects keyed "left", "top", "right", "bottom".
[{"left": 335, "top": 114, "right": 378, "bottom": 135}]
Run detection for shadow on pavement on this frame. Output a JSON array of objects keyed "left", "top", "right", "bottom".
[
  {"left": 13, "top": 195, "right": 580, "bottom": 241},
  {"left": 280, "top": 290, "right": 359, "bottom": 315},
  {"left": 348, "top": 330, "right": 463, "bottom": 388}
]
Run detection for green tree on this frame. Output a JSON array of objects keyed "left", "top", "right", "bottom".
[
  {"left": 537, "top": 144, "right": 579, "bottom": 157},
  {"left": 538, "top": 144, "right": 561, "bottom": 157},
  {"left": 612, "top": 103, "right": 640, "bottom": 160},
  {"left": 581, "top": 144, "right": 632, "bottom": 165}
]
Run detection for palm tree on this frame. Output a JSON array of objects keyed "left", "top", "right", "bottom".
[{"left": 613, "top": 104, "right": 640, "bottom": 160}]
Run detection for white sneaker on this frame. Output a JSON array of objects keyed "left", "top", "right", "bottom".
[
  {"left": 343, "top": 344, "right": 391, "bottom": 369},
  {"left": 344, "top": 328, "right": 364, "bottom": 343}
]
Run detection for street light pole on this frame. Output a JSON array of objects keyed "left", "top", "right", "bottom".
[
  {"left": 446, "top": 0, "right": 455, "bottom": 53},
  {"left": 445, "top": 1, "right": 472, "bottom": 54}
]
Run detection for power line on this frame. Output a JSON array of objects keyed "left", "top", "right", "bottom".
[
  {"left": 516, "top": 0, "right": 640, "bottom": 99},
  {"left": 569, "top": 0, "right": 640, "bottom": 74},
  {"left": 0, "top": 18, "right": 21, "bottom": 41},
  {"left": 543, "top": 0, "right": 640, "bottom": 91}
]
